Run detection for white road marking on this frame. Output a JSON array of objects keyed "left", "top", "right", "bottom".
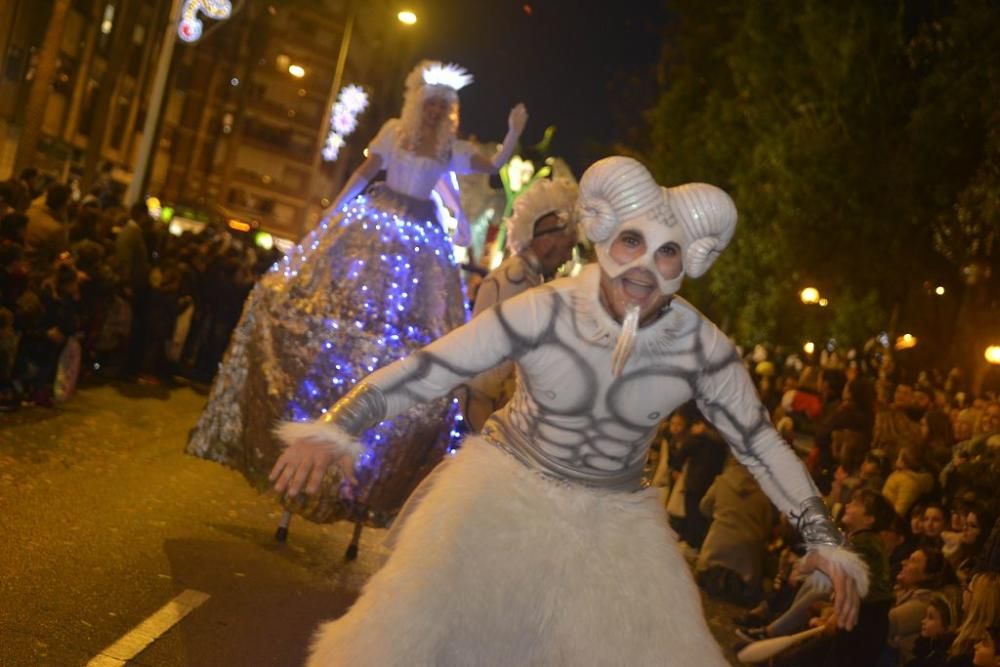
[{"left": 86, "top": 589, "right": 210, "bottom": 666}]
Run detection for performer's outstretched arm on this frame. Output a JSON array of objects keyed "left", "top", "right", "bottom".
[
  {"left": 467, "top": 104, "right": 528, "bottom": 173},
  {"left": 271, "top": 289, "right": 546, "bottom": 495},
  {"left": 694, "top": 320, "right": 868, "bottom": 630}
]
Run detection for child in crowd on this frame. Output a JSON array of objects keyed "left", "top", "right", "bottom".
[{"left": 904, "top": 594, "right": 957, "bottom": 667}]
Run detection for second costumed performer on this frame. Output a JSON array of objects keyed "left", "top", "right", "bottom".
[
  {"left": 272, "top": 156, "right": 869, "bottom": 665},
  {"left": 187, "top": 60, "right": 527, "bottom": 536}
]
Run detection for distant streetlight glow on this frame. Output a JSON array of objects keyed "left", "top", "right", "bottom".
[
  {"left": 818, "top": 298, "right": 829, "bottom": 307},
  {"left": 288, "top": 64, "right": 306, "bottom": 78},
  {"left": 800, "top": 287, "right": 820, "bottom": 305},
  {"left": 803, "top": 341, "right": 815, "bottom": 355},
  {"left": 935, "top": 285, "right": 946, "bottom": 296},
  {"left": 986, "top": 345, "right": 1000, "bottom": 365},
  {"left": 397, "top": 10, "right": 417, "bottom": 24},
  {"left": 895, "top": 334, "right": 918, "bottom": 351}
]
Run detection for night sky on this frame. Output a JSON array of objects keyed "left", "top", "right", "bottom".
[{"left": 402, "top": 0, "right": 671, "bottom": 173}]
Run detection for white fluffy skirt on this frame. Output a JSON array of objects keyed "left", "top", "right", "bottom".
[{"left": 308, "top": 437, "right": 728, "bottom": 666}]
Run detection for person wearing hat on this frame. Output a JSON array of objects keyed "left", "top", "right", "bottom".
[
  {"left": 464, "top": 177, "right": 579, "bottom": 429},
  {"left": 272, "top": 156, "right": 868, "bottom": 665}
]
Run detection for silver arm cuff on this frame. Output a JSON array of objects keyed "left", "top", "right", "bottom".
[
  {"left": 795, "top": 496, "right": 845, "bottom": 548},
  {"left": 319, "top": 383, "right": 387, "bottom": 436}
]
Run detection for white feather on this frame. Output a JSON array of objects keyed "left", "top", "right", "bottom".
[
  {"left": 610, "top": 304, "right": 640, "bottom": 377},
  {"left": 421, "top": 62, "right": 473, "bottom": 90},
  {"left": 806, "top": 544, "right": 871, "bottom": 599}
]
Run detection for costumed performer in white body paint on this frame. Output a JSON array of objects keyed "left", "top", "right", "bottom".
[{"left": 271, "top": 156, "right": 868, "bottom": 666}]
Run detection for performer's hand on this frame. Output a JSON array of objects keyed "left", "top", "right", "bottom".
[
  {"left": 508, "top": 103, "right": 528, "bottom": 136},
  {"left": 797, "top": 550, "right": 862, "bottom": 630},
  {"left": 269, "top": 440, "right": 357, "bottom": 497}
]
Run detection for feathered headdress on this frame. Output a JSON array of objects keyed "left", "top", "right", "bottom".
[{"left": 505, "top": 178, "right": 578, "bottom": 253}]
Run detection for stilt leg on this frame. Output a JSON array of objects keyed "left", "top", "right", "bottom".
[
  {"left": 275, "top": 509, "right": 293, "bottom": 543},
  {"left": 345, "top": 519, "right": 364, "bottom": 561}
]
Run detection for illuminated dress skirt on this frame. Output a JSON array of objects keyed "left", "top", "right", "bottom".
[
  {"left": 187, "top": 185, "right": 468, "bottom": 526},
  {"left": 305, "top": 437, "right": 729, "bottom": 666}
]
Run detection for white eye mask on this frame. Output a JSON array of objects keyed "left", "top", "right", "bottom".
[{"left": 593, "top": 205, "right": 687, "bottom": 297}]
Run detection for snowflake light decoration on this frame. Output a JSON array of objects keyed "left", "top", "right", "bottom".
[
  {"left": 331, "top": 104, "right": 358, "bottom": 135},
  {"left": 322, "top": 133, "right": 346, "bottom": 162},
  {"left": 339, "top": 85, "right": 369, "bottom": 114},
  {"left": 323, "top": 84, "right": 369, "bottom": 162}
]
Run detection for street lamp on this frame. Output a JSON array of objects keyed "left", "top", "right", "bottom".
[
  {"left": 895, "top": 334, "right": 918, "bottom": 351},
  {"left": 818, "top": 298, "right": 829, "bottom": 307},
  {"left": 986, "top": 345, "right": 1000, "bottom": 365},
  {"left": 935, "top": 285, "right": 946, "bottom": 296},
  {"left": 288, "top": 64, "right": 306, "bottom": 78},
  {"left": 800, "top": 287, "right": 820, "bottom": 305},
  {"left": 397, "top": 10, "right": 417, "bottom": 24},
  {"left": 803, "top": 341, "right": 815, "bottom": 355}
]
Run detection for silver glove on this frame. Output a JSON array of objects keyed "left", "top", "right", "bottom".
[{"left": 795, "top": 496, "right": 845, "bottom": 547}]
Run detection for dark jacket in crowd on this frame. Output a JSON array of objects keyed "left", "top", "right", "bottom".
[
  {"left": 904, "top": 634, "right": 956, "bottom": 667},
  {"left": 115, "top": 220, "right": 150, "bottom": 292}
]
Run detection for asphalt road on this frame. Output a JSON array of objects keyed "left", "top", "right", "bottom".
[
  {"left": 1, "top": 383, "right": 387, "bottom": 666},
  {"left": 1, "top": 382, "right": 743, "bottom": 666}
]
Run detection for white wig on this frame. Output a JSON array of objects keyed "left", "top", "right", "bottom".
[
  {"left": 398, "top": 60, "right": 472, "bottom": 162},
  {"left": 505, "top": 178, "right": 579, "bottom": 253}
]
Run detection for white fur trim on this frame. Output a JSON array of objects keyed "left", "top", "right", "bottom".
[
  {"left": 806, "top": 544, "right": 870, "bottom": 599},
  {"left": 273, "top": 421, "right": 363, "bottom": 460},
  {"left": 306, "top": 438, "right": 728, "bottom": 666}
]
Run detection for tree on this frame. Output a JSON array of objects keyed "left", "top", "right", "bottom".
[
  {"left": 640, "top": 0, "right": 998, "bottom": 369},
  {"left": 13, "top": 0, "right": 72, "bottom": 173}
]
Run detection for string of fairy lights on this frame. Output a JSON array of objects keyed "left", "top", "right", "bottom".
[{"left": 281, "top": 195, "right": 468, "bottom": 475}]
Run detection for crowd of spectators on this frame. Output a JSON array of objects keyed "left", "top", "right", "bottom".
[
  {"left": 1, "top": 167, "right": 278, "bottom": 409},
  {"left": 647, "top": 348, "right": 1000, "bottom": 666},
  {"left": 5, "top": 166, "right": 1000, "bottom": 666}
]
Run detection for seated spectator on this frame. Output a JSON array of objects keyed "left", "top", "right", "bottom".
[
  {"left": 696, "top": 455, "right": 774, "bottom": 605},
  {"left": 828, "top": 430, "right": 868, "bottom": 516},
  {"left": 743, "top": 490, "right": 895, "bottom": 646},
  {"left": 951, "top": 573, "right": 1000, "bottom": 665},
  {"left": 808, "top": 371, "right": 866, "bottom": 491},
  {"left": 874, "top": 382, "right": 924, "bottom": 457},
  {"left": 779, "top": 365, "right": 823, "bottom": 434},
  {"left": 887, "top": 514, "right": 919, "bottom": 581},
  {"left": 884, "top": 445, "right": 936, "bottom": 517},
  {"left": 861, "top": 449, "right": 889, "bottom": 490},
  {"left": 922, "top": 408, "right": 956, "bottom": 474},
  {"left": 952, "top": 508, "right": 998, "bottom": 587},
  {"left": 672, "top": 407, "right": 728, "bottom": 550},
  {"left": 904, "top": 594, "right": 957, "bottom": 667},
  {"left": 889, "top": 547, "right": 955, "bottom": 662},
  {"left": 972, "top": 625, "right": 1000, "bottom": 667},
  {"left": 923, "top": 502, "right": 951, "bottom": 548},
  {"left": 768, "top": 489, "right": 896, "bottom": 667}
]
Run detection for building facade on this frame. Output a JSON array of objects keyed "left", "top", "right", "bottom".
[{"left": 1, "top": 0, "right": 407, "bottom": 240}]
